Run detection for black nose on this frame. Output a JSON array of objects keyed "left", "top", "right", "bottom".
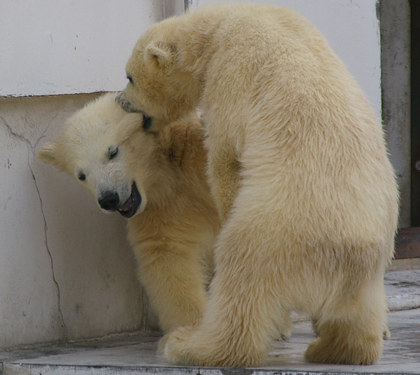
[{"left": 98, "top": 191, "right": 120, "bottom": 211}]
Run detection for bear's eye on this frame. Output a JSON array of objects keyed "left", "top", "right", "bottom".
[
  {"left": 109, "top": 147, "right": 119, "bottom": 160},
  {"left": 127, "top": 74, "right": 134, "bottom": 85},
  {"left": 78, "top": 172, "right": 86, "bottom": 181}
]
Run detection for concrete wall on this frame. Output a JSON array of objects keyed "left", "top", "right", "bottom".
[{"left": 0, "top": 0, "right": 184, "bottom": 97}]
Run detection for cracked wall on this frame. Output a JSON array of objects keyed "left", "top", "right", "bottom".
[{"left": 0, "top": 94, "right": 155, "bottom": 349}]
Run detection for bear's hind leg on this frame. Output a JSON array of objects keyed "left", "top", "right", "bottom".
[{"left": 305, "top": 272, "right": 387, "bottom": 365}]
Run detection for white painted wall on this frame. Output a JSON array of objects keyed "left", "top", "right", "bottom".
[
  {"left": 0, "top": 0, "right": 184, "bottom": 97},
  {"left": 189, "top": 0, "right": 381, "bottom": 120}
]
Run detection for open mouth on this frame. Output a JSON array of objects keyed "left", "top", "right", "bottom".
[{"left": 118, "top": 182, "right": 141, "bottom": 218}]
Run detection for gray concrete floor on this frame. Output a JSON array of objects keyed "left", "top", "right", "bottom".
[{"left": 2, "top": 268, "right": 420, "bottom": 375}]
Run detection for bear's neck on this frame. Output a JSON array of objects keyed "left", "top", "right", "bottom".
[
  {"left": 146, "top": 150, "right": 177, "bottom": 209},
  {"left": 174, "top": 7, "right": 227, "bottom": 79}
]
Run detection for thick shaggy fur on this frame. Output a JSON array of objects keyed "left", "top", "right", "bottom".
[
  {"left": 38, "top": 94, "right": 220, "bottom": 352},
  {"left": 117, "top": 4, "right": 399, "bottom": 367}
]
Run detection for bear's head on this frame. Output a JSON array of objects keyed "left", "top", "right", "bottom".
[
  {"left": 38, "top": 93, "right": 161, "bottom": 218},
  {"left": 116, "top": 17, "right": 203, "bottom": 132}
]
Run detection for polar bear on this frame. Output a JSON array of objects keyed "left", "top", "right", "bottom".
[
  {"left": 37, "top": 93, "right": 220, "bottom": 352},
  {"left": 116, "top": 3, "right": 399, "bottom": 367}
]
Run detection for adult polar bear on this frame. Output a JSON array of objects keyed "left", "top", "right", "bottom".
[{"left": 117, "top": 4, "right": 399, "bottom": 367}]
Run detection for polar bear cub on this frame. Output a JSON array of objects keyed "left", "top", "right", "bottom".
[
  {"left": 117, "top": 3, "right": 399, "bottom": 367},
  {"left": 38, "top": 93, "right": 220, "bottom": 352}
]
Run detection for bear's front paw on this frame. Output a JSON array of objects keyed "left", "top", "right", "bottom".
[
  {"left": 277, "top": 327, "right": 292, "bottom": 341},
  {"left": 164, "top": 326, "right": 197, "bottom": 365}
]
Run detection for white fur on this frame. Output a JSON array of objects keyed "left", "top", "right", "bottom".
[
  {"left": 38, "top": 94, "right": 220, "bottom": 352},
  {"left": 119, "top": 4, "right": 399, "bottom": 366}
]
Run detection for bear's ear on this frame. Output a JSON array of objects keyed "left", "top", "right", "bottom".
[
  {"left": 145, "top": 41, "right": 176, "bottom": 72},
  {"left": 37, "top": 142, "right": 60, "bottom": 167}
]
